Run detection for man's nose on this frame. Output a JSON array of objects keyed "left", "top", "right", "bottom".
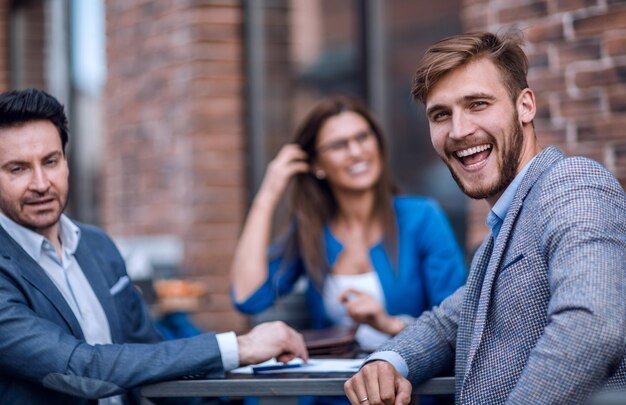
[
  {"left": 29, "top": 167, "right": 50, "bottom": 193},
  {"left": 450, "top": 112, "right": 476, "bottom": 140}
]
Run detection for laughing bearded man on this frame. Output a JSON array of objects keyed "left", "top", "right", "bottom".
[{"left": 344, "top": 31, "right": 625, "bottom": 405}]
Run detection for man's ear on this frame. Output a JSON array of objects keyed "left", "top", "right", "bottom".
[{"left": 517, "top": 88, "right": 536, "bottom": 124}]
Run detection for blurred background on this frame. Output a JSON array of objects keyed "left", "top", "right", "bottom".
[{"left": 0, "top": 0, "right": 624, "bottom": 334}]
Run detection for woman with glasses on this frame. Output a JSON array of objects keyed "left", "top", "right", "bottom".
[{"left": 230, "top": 95, "right": 466, "bottom": 354}]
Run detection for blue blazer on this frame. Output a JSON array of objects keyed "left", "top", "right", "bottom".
[
  {"left": 234, "top": 196, "right": 466, "bottom": 329},
  {"left": 378, "top": 147, "right": 626, "bottom": 404},
  {"left": 0, "top": 221, "right": 223, "bottom": 404}
]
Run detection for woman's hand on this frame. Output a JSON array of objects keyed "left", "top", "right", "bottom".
[
  {"left": 257, "top": 144, "right": 310, "bottom": 208},
  {"left": 339, "top": 288, "right": 406, "bottom": 336}
]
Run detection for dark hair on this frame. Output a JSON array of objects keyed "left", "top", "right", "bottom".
[
  {"left": 0, "top": 88, "right": 69, "bottom": 152},
  {"left": 287, "top": 95, "right": 398, "bottom": 287},
  {"left": 412, "top": 31, "right": 529, "bottom": 104}
]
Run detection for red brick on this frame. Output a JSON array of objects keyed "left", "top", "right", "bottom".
[
  {"left": 574, "top": 64, "right": 626, "bottom": 88},
  {"left": 103, "top": 1, "right": 257, "bottom": 332},
  {"left": 526, "top": 19, "right": 565, "bottom": 43},
  {"left": 557, "top": 92, "right": 603, "bottom": 119},
  {"left": 189, "top": 0, "right": 240, "bottom": 6},
  {"left": 190, "top": 42, "right": 241, "bottom": 62},
  {"left": 554, "top": 0, "right": 598, "bottom": 13},
  {"left": 573, "top": 8, "right": 626, "bottom": 38},
  {"left": 608, "top": 85, "right": 626, "bottom": 112},
  {"left": 614, "top": 142, "right": 626, "bottom": 172},
  {"left": 528, "top": 69, "right": 566, "bottom": 92},
  {"left": 526, "top": 48, "right": 550, "bottom": 69},
  {"left": 577, "top": 116, "right": 626, "bottom": 141},
  {"left": 190, "top": 60, "right": 243, "bottom": 78},
  {"left": 498, "top": 1, "right": 549, "bottom": 24},
  {"left": 557, "top": 39, "right": 601, "bottom": 66},
  {"left": 190, "top": 23, "right": 241, "bottom": 42},
  {"left": 536, "top": 127, "right": 567, "bottom": 147},
  {"left": 187, "top": 187, "right": 244, "bottom": 204},
  {"left": 568, "top": 143, "right": 607, "bottom": 165},
  {"left": 605, "top": 35, "right": 626, "bottom": 57},
  {"left": 190, "top": 7, "right": 242, "bottom": 24}
]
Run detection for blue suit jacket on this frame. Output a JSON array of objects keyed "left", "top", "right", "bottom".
[
  {"left": 0, "top": 221, "right": 224, "bottom": 404},
  {"left": 378, "top": 147, "right": 626, "bottom": 404}
]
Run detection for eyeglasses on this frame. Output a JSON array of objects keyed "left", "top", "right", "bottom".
[{"left": 316, "top": 130, "right": 375, "bottom": 155}]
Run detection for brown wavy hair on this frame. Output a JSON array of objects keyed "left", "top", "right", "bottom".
[
  {"left": 412, "top": 30, "right": 529, "bottom": 104},
  {"left": 285, "top": 96, "right": 398, "bottom": 288}
]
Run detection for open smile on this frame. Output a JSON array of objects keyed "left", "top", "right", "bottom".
[
  {"left": 347, "top": 161, "right": 369, "bottom": 175},
  {"left": 453, "top": 143, "right": 493, "bottom": 170}
]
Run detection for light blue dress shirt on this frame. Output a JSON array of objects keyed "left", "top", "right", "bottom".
[
  {"left": 366, "top": 156, "right": 537, "bottom": 378},
  {"left": 486, "top": 155, "right": 535, "bottom": 239}
]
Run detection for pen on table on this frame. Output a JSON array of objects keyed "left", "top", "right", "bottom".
[{"left": 252, "top": 363, "right": 304, "bottom": 374}]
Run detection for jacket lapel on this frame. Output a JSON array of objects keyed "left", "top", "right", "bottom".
[
  {"left": 456, "top": 234, "right": 494, "bottom": 385},
  {"left": 461, "top": 146, "right": 565, "bottom": 381},
  {"left": 74, "top": 232, "right": 124, "bottom": 343},
  {"left": 0, "top": 226, "right": 84, "bottom": 338}
]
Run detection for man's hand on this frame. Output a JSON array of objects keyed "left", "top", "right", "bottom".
[
  {"left": 237, "top": 321, "right": 309, "bottom": 366},
  {"left": 344, "top": 360, "right": 412, "bottom": 405}
]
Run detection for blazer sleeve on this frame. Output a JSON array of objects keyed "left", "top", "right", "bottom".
[
  {"left": 376, "top": 285, "right": 464, "bottom": 384},
  {"left": 0, "top": 265, "right": 225, "bottom": 399},
  {"left": 506, "top": 159, "right": 626, "bottom": 404}
]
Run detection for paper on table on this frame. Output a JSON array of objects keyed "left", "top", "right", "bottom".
[{"left": 231, "top": 358, "right": 363, "bottom": 374}]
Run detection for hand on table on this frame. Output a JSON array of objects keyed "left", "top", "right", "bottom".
[
  {"left": 237, "top": 321, "right": 309, "bottom": 366},
  {"left": 344, "top": 360, "right": 412, "bottom": 405},
  {"left": 339, "top": 288, "right": 406, "bottom": 336}
]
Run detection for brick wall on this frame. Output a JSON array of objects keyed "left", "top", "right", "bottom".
[
  {"left": 463, "top": 0, "right": 626, "bottom": 249},
  {"left": 104, "top": 0, "right": 249, "bottom": 333},
  {"left": 0, "top": 0, "right": 7, "bottom": 91},
  {"left": 0, "top": 0, "right": 47, "bottom": 92}
]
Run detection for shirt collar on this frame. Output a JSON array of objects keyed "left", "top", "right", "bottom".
[
  {"left": 486, "top": 155, "right": 537, "bottom": 238},
  {"left": 0, "top": 213, "right": 81, "bottom": 261},
  {"left": 58, "top": 214, "right": 81, "bottom": 254}
]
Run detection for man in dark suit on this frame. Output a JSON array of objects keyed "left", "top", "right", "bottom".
[
  {"left": 344, "top": 31, "right": 625, "bottom": 404},
  {"left": 0, "top": 88, "right": 308, "bottom": 404}
]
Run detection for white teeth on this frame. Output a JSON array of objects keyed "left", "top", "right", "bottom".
[
  {"left": 348, "top": 162, "right": 368, "bottom": 174},
  {"left": 456, "top": 144, "right": 492, "bottom": 158}
]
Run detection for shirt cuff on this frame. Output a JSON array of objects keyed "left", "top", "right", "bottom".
[
  {"left": 216, "top": 331, "right": 239, "bottom": 371},
  {"left": 364, "top": 350, "right": 409, "bottom": 378}
]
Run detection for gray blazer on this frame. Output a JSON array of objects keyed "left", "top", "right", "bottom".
[
  {"left": 379, "top": 146, "right": 625, "bottom": 404},
  {"left": 0, "top": 221, "right": 224, "bottom": 404}
]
